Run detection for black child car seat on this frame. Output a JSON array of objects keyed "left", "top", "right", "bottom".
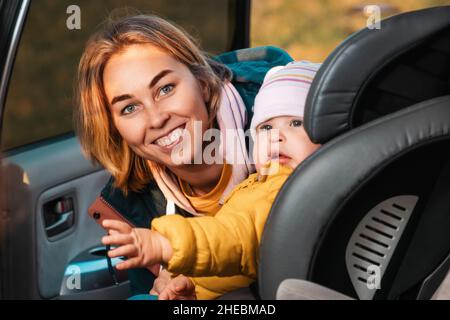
[{"left": 259, "top": 6, "right": 450, "bottom": 300}]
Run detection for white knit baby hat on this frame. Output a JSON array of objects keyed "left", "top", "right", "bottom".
[{"left": 250, "top": 60, "right": 322, "bottom": 130}]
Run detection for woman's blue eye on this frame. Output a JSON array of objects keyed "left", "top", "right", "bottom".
[
  {"left": 290, "top": 119, "right": 303, "bottom": 127},
  {"left": 159, "top": 84, "right": 174, "bottom": 96},
  {"left": 259, "top": 124, "right": 272, "bottom": 131},
  {"left": 122, "top": 104, "right": 137, "bottom": 115}
]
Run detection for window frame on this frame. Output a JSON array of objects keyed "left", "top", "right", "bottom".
[{"left": 0, "top": 0, "right": 30, "bottom": 134}]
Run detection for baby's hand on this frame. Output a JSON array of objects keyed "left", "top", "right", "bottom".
[
  {"left": 158, "top": 275, "right": 197, "bottom": 300},
  {"left": 101, "top": 219, "right": 172, "bottom": 270}
]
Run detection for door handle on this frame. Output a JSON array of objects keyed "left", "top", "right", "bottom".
[{"left": 43, "top": 196, "right": 75, "bottom": 237}]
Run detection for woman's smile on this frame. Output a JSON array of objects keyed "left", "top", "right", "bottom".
[{"left": 152, "top": 123, "right": 187, "bottom": 151}]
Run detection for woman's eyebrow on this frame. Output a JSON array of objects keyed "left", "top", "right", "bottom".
[
  {"left": 111, "top": 94, "right": 133, "bottom": 106},
  {"left": 110, "top": 69, "right": 174, "bottom": 106},
  {"left": 149, "top": 69, "right": 173, "bottom": 89}
]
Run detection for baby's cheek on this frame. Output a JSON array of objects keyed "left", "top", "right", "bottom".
[
  {"left": 293, "top": 139, "right": 320, "bottom": 164},
  {"left": 252, "top": 135, "right": 270, "bottom": 166},
  {"left": 254, "top": 146, "right": 271, "bottom": 169}
]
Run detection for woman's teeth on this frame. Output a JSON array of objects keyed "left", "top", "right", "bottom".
[{"left": 155, "top": 127, "right": 184, "bottom": 147}]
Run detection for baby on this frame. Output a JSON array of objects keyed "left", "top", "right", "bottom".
[{"left": 102, "top": 61, "right": 322, "bottom": 299}]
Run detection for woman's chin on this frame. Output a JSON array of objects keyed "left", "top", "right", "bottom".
[{"left": 166, "top": 147, "right": 200, "bottom": 167}]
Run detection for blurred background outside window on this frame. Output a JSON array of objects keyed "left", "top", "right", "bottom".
[{"left": 2, "top": 0, "right": 449, "bottom": 151}]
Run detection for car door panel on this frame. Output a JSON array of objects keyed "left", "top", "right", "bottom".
[{"left": 2, "top": 137, "right": 128, "bottom": 299}]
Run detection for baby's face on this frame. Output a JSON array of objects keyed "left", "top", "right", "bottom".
[{"left": 254, "top": 116, "right": 320, "bottom": 171}]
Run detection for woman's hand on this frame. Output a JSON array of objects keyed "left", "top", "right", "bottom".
[
  {"left": 101, "top": 219, "right": 173, "bottom": 270},
  {"left": 150, "top": 270, "right": 196, "bottom": 300},
  {"left": 150, "top": 269, "right": 172, "bottom": 295},
  {"left": 158, "top": 275, "right": 197, "bottom": 300}
]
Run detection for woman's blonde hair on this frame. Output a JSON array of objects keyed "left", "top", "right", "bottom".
[{"left": 75, "top": 15, "right": 231, "bottom": 194}]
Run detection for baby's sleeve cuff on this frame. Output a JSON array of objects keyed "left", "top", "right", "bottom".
[{"left": 151, "top": 215, "right": 196, "bottom": 274}]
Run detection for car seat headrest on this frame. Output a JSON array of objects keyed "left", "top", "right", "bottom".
[{"left": 304, "top": 6, "right": 450, "bottom": 144}]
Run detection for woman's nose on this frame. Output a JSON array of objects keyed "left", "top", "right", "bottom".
[{"left": 145, "top": 105, "right": 170, "bottom": 129}]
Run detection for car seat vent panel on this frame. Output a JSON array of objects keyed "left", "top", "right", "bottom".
[{"left": 345, "top": 195, "right": 418, "bottom": 300}]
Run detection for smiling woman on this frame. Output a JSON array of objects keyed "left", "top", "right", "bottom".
[
  {"left": 103, "top": 44, "right": 211, "bottom": 174},
  {"left": 76, "top": 15, "right": 231, "bottom": 195},
  {"left": 75, "top": 14, "right": 293, "bottom": 299}
]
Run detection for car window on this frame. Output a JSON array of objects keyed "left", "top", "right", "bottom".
[
  {"left": 251, "top": 0, "right": 450, "bottom": 61},
  {"left": 1, "top": 0, "right": 239, "bottom": 151}
]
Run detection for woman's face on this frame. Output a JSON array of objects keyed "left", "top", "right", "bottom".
[
  {"left": 103, "top": 44, "right": 210, "bottom": 168},
  {"left": 254, "top": 116, "right": 320, "bottom": 171}
]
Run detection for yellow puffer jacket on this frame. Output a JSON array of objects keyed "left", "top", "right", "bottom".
[{"left": 152, "top": 164, "right": 293, "bottom": 299}]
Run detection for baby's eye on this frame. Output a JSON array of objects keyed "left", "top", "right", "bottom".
[
  {"left": 259, "top": 124, "right": 272, "bottom": 131},
  {"left": 290, "top": 119, "right": 303, "bottom": 127},
  {"left": 159, "top": 84, "right": 174, "bottom": 97},
  {"left": 122, "top": 104, "right": 137, "bottom": 115}
]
